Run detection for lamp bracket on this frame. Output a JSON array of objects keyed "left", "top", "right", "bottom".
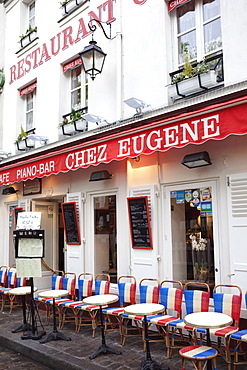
[{"left": 88, "top": 19, "right": 112, "bottom": 40}]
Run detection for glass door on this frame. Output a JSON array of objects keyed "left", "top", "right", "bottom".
[{"left": 165, "top": 181, "right": 218, "bottom": 288}]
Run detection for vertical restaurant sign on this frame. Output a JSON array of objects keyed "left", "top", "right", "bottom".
[
  {"left": 127, "top": 196, "right": 153, "bottom": 249},
  {"left": 168, "top": 0, "right": 191, "bottom": 12}
]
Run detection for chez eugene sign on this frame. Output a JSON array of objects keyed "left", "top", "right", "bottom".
[
  {"left": 9, "top": 0, "right": 148, "bottom": 84},
  {"left": 0, "top": 100, "right": 247, "bottom": 186}
]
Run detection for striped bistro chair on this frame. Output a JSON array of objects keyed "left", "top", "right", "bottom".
[
  {"left": 179, "top": 345, "right": 218, "bottom": 370},
  {"left": 0, "top": 266, "right": 8, "bottom": 289},
  {"left": 2, "top": 271, "right": 27, "bottom": 313},
  {"left": 167, "top": 282, "right": 210, "bottom": 358},
  {"left": 146, "top": 280, "right": 183, "bottom": 354},
  {"left": 74, "top": 273, "right": 110, "bottom": 337},
  {"left": 0, "top": 268, "right": 16, "bottom": 311},
  {"left": 58, "top": 272, "right": 93, "bottom": 330},
  {"left": 102, "top": 275, "right": 136, "bottom": 342},
  {"left": 121, "top": 278, "right": 160, "bottom": 346},
  {"left": 196, "top": 284, "right": 242, "bottom": 369},
  {"left": 230, "top": 292, "right": 247, "bottom": 369},
  {"left": 34, "top": 270, "right": 64, "bottom": 324}
]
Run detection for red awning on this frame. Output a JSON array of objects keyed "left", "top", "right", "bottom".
[
  {"left": 168, "top": 0, "right": 191, "bottom": 12},
  {"left": 1, "top": 96, "right": 247, "bottom": 186},
  {"left": 62, "top": 58, "right": 82, "bottom": 73},
  {"left": 20, "top": 82, "right": 37, "bottom": 96}
]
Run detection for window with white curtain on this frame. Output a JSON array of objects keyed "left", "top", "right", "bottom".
[
  {"left": 26, "top": 92, "right": 34, "bottom": 131},
  {"left": 173, "top": 0, "right": 222, "bottom": 66},
  {"left": 29, "top": 1, "right": 35, "bottom": 29},
  {"left": 70, "top": 66, "right": 88, "bottom": 111}
]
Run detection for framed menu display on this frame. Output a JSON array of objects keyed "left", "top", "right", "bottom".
[
  {"left": 127, "top": 196, "right": 153, "bottom": 249},
  {"left": 61, "top": 202, "right": 81, "bottom": 245}
]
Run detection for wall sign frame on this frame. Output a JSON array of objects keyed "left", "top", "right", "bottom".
[
  {"left": 61, "top": 202, "right": 81, "bottom": 245},
  {"left": 127, "top": 196, "right": 153, "bottom": 249},
  {"left": 23, "top": 178, "right": 42, "bottom": 196}
]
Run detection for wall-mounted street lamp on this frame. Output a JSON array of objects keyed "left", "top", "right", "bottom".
[
  {"left": 79, "top": 19, "right": 112, "bottom": 80},
  {"left": 181, "top": 151, "right": 212, "bottom": 169}
]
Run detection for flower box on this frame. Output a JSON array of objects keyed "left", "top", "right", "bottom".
[
  {"left": 16, "top": 137, "right": 35, "bottom": 151},
  {"left": 20, "top": 31, "right": 37, "bottom": 48},
  {"left": 59, "top": 120, "right": 87, "bottom": 136},
  {"left": 168, "top": 70, "right": 218, "bottom": 99}
]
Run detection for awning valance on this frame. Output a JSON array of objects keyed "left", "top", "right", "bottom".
[
  {"left": 20, "top": 82, "right": 37, "bottom": 96},
  {"left": 1, "top": 96, "right": 247, "bottom": 186},
  {"left": 62, "top": 58, "right": 82, "bottom": 73},
  {"left": 168, "top": 0, "right": 191, "bottom": 12}
]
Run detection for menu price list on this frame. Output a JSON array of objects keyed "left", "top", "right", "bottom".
[
  {"left": 127, "top": 197, "right": 152, "bottom": 249},
  {"left": 61, "top": 202, "right": 81, "bottom": 245}
]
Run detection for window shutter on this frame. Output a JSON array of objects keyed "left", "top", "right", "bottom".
[{"left": 18, "top": 199, "right": 30, "bottom": 211}]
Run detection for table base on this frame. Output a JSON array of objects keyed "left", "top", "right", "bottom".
[
  {"left": 21, "top": 330, "right": 46, "bottom": 341},
  {"left": 12, "top": 322, "right": 32, "bottom": 333},
  {"left": 40, "top": 329, "right": 71, "bottom": 344},
  {"left": 89, "top": 343, "right": 122, "bottom": 359},
  {"left": 141, "top": 359, "right": 169, "bottom": 370}
]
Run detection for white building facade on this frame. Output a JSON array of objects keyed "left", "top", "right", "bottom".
[{"left": 0, "top": 0, "right": 247, "bottom": 314}]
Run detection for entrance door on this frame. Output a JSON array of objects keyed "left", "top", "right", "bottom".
[
  {"left": 163, "top": 181, "right": 219, "bottom": 288},
  {"left": 32, "top": 201, "right": 58, "bottom": 290}
]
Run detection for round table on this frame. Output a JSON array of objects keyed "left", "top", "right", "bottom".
[
  {"left": 39, "top": 289, "right": 71, "bottom": 343},
  {"left": 83, "top": 294, "right": 122, "bottom": 359},
  {"left": 9, "top": 286, "right": 37, "bottom": 333},
  {"left": 124, "top": 303, "right": 169, "bottom": 370},
  {"left": 184, "top": 311, "right": 233, "bottom": 370}
]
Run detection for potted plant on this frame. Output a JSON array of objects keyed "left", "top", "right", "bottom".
[
  {"left": 168, "top": 56, "right": 218, "bottom": 99},
  {"left": 15, "top": 126, "right": 35, "bottom": 151},
  {"left": 60, "top": 0, "right": 84, "bottom": 15},
  {"left": 19, "top": 27, "right": 37, "bottom": 48},
  {"left": 0, "top": 69, "right": 5, "bottom": 93},
  {"left": 59, "top": 109, "right": 87, "bottom": 135}
]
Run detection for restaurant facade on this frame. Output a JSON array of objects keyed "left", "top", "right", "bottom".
[{"left": 0, "top": 0, "right": 247, "bottom": 316}]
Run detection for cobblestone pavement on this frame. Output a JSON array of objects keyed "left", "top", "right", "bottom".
[
  {"left": 0, "top": 307, "right": 246, "bottom": 369},
  {"left": 0, "top": 345, "right": 51, "bottom": 369}
]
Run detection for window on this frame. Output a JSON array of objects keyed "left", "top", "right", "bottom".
[
  {"left": 175, "top": 0, "right": 222, "bottom": 66},
  {"left": 26, "top": 92, "right": 34, "bottom": 131},
  {"left": 70, "top": 66, "right": 88, "bottom": 111},
  {"left": 29, "top": 1, "right": 35, "bottom": 29}
]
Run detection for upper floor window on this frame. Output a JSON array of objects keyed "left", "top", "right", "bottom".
[
  {"left": 26, "top": 92, "right": 34, "bottom": 131},
  {"left": 175, "top": 0, "right": 222, "bottom": 66},
  {"left": 70, "top": 66, "right": 88, "bottom": 111},
  {"left": 29, "top": 1, "right": 35, "bottom": 29}
]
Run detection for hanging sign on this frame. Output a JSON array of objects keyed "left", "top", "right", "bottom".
[{"left": 127, "top": 197, "right": 153, "bottom": 249}]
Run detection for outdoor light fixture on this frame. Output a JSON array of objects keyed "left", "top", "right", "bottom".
[
  {"left": 89, "top": 170, "right": 112, "bottom": 181},
  {"left": 123, "top": 97, "right": 150, "bottom": 114},
  {"left": 181, "top": 151, "right": 212, "bottom": 169},
  {"left": 82, "top": 113, "right": 108, "bottom": 125},
  {"left": 79, "top": 19, "right": 112, "bottom": 80},
  {"left": 2, "top": 186, "right": 18, "bottom": 195},
  {"left": 28, "top": 134, "right": 48, "bottom": 145}
]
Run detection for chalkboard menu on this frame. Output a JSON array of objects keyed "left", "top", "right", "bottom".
[
  {"left": 61, "top": 202, "right": 81, "bottom": 245},
  {"left": 127, "top": 197, "right": 153, "bottom": 249}
]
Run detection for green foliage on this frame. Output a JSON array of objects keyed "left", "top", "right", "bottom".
[
  {"left": 19, "top": 27, "right": 37, "bottom": 40},
  {"left": 15, "top": 125, "right": 27, "bottom": 144}
]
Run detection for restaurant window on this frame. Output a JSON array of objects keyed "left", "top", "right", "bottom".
[
  {"left": 29, "top": 1, "right": 35, "bottom": 29},
  {"left": 94, "top": 195, "right": 117, "bottom": 283},
  {"left": 170, "top": 186, "right": 215, "bottom": 287},
  {"left": 70, "top": 66, "right": 88, "bottom": 111},
  {"left": 26, "top": 92, "right": 34, "bottom": 131},
  {"left": 174, "top": 0, "right": 222, "bottom": 66}
]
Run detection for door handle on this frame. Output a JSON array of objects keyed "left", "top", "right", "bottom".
[{"left": 227, "top": 273, "right": 235, "bottom": 277}]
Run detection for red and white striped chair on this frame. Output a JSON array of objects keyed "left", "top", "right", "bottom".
[
  {"left": 0, "top": 266, "right": 8, "bottom": 290},
  {"left": 196, "top": 284, "right": 242, "bottom": 369},
  {"left": 58, "top": 272, "right": 93, "bottom": 330},
  {"left": 146, "top": 280, "right": 183, "bottom": 353},
  {"left": 34, "top": 270, "right": 64, "bottom": 323},
  {"left": 230, "top": 292, "right": 247, "bottom": 369},
  {"left": 102, "top": 275, "right": 136, "bottom": 343},
  {"left": 121, "top": 278, "right": 160, "bottom": 346},
  {"left": 167, "top": 282, "right": 210, "bottom": 358},
  {"left": 74, "top": 273, "right": 110, "bottom": 337}
]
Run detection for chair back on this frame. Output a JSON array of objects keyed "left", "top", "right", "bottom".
[
  {"left": 63, "top": 272, "right": 76, "bottom": 299},
  {"left": 0, "top": 266, "right": 8, "bottom": 287},
  {"left": 51, "top": 270, "right": 64, "bottom": 290},
  {"left": 184, "top": 282, "right": 210, "bottom": 314},
  {"left": 118, "top": 275, "right": 136, "bottom": 306},
  {"left": 7, "top": 268, "right": 17, "bottom": 288},
  {"left": 139, "top": 278, "right": 160, "bottom": 304},
  {"left": 160, "top": 280, "right": 183, "bottom": 317},
  {"left": 78, "top": 273, "right": 93, "bottom": 300},
  {"left": 245, "top": 291, "right": 247, "bottom": 308},
  {"left": 95, "top": 273, "right": 110, "bottom": 295},
  {"left": 16, "top": 277, "right": 26, "bottom": 287},
  {"left": 213, "top": 284, "right": 242, "bottom": 328}
]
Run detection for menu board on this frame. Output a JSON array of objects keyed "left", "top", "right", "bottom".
[
  {"left": 127, "top": 197, "right": 153, "bottom": 249},
  {"left": 16, "top": 258, "right": 42, "bottom": 278},
  {"left": 61, "top": 202, "right": 81, "bottom": 245}
]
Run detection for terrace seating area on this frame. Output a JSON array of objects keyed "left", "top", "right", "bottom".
[{"left": 2, "top": 266, "right": 247, "bottom": 369}]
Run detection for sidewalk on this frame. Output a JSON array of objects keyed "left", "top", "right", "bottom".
[{"left": 0, "top": 307, "right": 244, "bottom": 370}]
